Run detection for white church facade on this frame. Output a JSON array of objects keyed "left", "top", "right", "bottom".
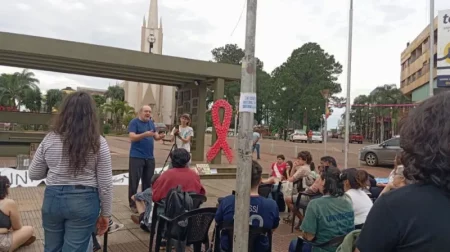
[{"left": 120, "top": 0, "right": 176, "bottom": 126}]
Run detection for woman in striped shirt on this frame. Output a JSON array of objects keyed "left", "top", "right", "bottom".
[{"left": 29, "top": 91, "right": 113, "bottom": 252}]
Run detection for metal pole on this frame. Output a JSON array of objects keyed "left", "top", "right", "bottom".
[
  {"left": 234, "top": 1, "right": 257, "bottom": 251},
  {"left": 344, "top": 0, "right": 354, "bottom": 169},
  {"left": 429, "top": 0, "right": 435, "bottom": 97}
]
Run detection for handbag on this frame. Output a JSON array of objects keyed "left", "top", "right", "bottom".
[{"left": 281, "top": 181, "right": 293, "bottom": 196}]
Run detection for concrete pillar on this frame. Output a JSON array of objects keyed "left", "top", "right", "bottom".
[
  {"left": 191, "top": 82, "right": 207, "bottom": 162},
  {"left": 211, "top": 78, "right": 225, "bottom": 164}
]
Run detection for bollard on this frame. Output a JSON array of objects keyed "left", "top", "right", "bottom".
[{"left": 271, "top": 140, "right": 274, "bottom": 154}]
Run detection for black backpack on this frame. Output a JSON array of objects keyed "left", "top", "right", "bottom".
[{"left": 163, "top": 185, "right": 194, "bottom": 237}]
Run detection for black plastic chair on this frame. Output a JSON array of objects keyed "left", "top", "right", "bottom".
[
  {"left": 155, "top": 207, "right": 217, "bottom": 252},
  {"left": 258, "top": 184, "right": 273, "bottom": 198},
  {"left": 213, "top": 222, "right": 272, "bottom": 252},
  {"left": 149, "top": 193, "right": 207, "bottom": 252},
  {"left": 103, "top": 230, "right": 108, "bottom": 252},
  {"left": 294, "top": 234, "right": 347, "bottom": 252}
]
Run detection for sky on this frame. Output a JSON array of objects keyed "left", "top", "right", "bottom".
[{"left": 1, "top": 0, "right": 449, "bottom": 128}]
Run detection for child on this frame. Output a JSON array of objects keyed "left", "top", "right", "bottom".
[{"left": 262, "top": 154, "right": 287, "bottom": 184}]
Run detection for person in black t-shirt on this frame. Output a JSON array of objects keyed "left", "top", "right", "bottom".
[{"left": 356, "top": 92, "right": 450, "bottom": 252}]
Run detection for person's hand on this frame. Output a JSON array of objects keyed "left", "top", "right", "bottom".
[
  {"left": 160, "top": 133, "right": 166, "bottom": 139},
  {"left": 96, "top": 216, "right": 109, "bottom": 236},
  {"left": 145, "top": 131, "right": 156, "bottom": 137},
  {"left": 376, "top": 183, "right": 387, "bottom": 188}
]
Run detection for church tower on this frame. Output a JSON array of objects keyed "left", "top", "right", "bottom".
[{"left": 122, "top": 0, "right": 175, "bottom": 126}]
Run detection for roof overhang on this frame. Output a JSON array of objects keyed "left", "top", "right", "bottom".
[{"left": 0, "top": 32, "right": 241, "bottom": 87}]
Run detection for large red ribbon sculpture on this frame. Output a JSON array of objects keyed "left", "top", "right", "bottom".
[{"left": 206, "top": 99, "right": 234, "bottom": 163}]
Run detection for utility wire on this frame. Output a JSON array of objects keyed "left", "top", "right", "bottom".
[{"left": 230, "top": 0, "right": 247, "bottom": 37}]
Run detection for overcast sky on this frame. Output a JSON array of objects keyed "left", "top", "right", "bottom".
[{"left": 1, "top": 0, "right": 449, "bottom": 128}]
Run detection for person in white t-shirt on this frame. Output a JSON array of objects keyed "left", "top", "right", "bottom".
[
  {"left": 342, "top": 168, "right": 373, "bottom": 229},
  {"left": 171, "top": 113, "right": 194, "bottom": 161}
]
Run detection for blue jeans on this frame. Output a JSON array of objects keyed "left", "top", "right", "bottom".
[
  {"left": 252, "top": 144, "right": 261, "bottom": 159},
  {"left": 42, "top": 185, "right": 100, "bottom": 252},
  {"left": 289, "top": 238, "right": 312, "bottom": 252}
]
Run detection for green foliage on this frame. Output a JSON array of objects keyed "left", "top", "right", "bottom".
[
  {"left": 103, "top": 123, "right": 111, "bottom": 134},
  {"left": 45, "top": 89, "right": 63, "bottom": 113},
  {"left": 23, "top": 88, "right": 42, "bottom": 112},
  {"left": 105, "top": 85, "right": 125, "bottom": 101},
  {"left": 92, "top": 94, "right": 107, "bottom": 108},
  {"left": 0, "top": 69, "right": 40, "bottom": 109}
]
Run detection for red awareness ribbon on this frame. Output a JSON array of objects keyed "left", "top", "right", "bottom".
[{"left": 206, "top": 99, "right": 234, "bottom": 163}]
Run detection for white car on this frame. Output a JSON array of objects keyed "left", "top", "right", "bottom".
[
  {"left": 312, "top": 131, "right": 323, "bottom": 143},
  {"left": 289, "top": 130, "right": 308, "bottom": 142}
]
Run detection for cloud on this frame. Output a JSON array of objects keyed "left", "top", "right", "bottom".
[{"left": 1, "top": 0, "right": 450, "bottom": 129}]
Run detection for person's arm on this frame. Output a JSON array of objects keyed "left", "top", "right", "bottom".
[
  {"left": 8, "top": 200, "right": 22, "bottom": 231},
  {"left": 29, "top": 135, "right": 49, "bottom": 180},
  {"left": 152, "top": 123, "right": 165, "bottom": 141},
  {"left": 299, "top": 201, "right": 318, "bottom": 241},
  {"left": 170, "top": 127, "right": 176, "bottom": 142},
  {"left": 180, "top": 128, "right": 193, "bottom": 144},
  {"left": 356, "top": 196, "right": 399, "bottom": 252},
  {"left": 128, "top": 120, "right": 152, "bottom": 142},
  {"left": 288, "top": 167, "right": 307, "bottom": 182},
  {"left": 379, "top": 183, "right": 394, "bottom": 196},
  {"left": 96, "top": 137, "right": 113, "bottom": 217}
]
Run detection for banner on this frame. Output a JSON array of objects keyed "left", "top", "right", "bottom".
[
  {"left": 437, "top": 9, "right": 450, "bottom": 87},
  {"left": 0, "top": 167, "right": 165, "bottom": 188}
]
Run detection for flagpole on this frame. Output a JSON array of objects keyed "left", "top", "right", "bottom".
[
  {"left": 344, "top": 0, "right": 354, "bottom": 169},
  {"left": 429, "top": 0, "right": 435, "bottom": 97}
]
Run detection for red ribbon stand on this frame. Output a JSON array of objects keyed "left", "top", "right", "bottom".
[{"left": 206, "top": 99, "right": 234, "bottom": 163}]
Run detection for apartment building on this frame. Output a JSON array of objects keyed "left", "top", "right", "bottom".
[{"left": 400, "top": 18, "right": 438, "bottom": 102}]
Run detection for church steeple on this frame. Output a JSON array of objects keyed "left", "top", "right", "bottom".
[
  {"left": 143, "top": 16, "right": 146, "bottom": 27},
  {"left": 147, "top": 0, "right": 158, "bottom": 29}
]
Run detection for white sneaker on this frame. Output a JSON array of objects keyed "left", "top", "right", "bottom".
[{"left": 108, "top": 222, "right": 124, "bottom": 234}]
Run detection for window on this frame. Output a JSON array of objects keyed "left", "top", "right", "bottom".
[{"left": 384, "top": 138, "right": 400, "bottom": 147}]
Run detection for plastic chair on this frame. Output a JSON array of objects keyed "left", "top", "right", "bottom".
[
  {"left": 295, "top": 234, "right": 347, "bottom": 252},
  {"left": 213, "top": 222, "right": 272, "bottom": 252},
  {"left": 149, "top": 193, "right": 207, "bottom": 252},
  {"left": 291, "top": 191, "right": 322, "bottom": 232},
  {"left": 155, "top": 207, "right": 217, "bottom": 252}
]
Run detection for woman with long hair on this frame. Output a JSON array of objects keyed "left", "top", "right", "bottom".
[
  {"left": 29, "top": 91, "right": 113, "bottom": 251},
  {"left": 0, "top": 176, "right": 35, "bottom": 251},
  {"left": 342, "top": 168, "right": 373, "bottom": 229},
  {"left": 289, "top": 166, "right": 354, "bottom": 252}
]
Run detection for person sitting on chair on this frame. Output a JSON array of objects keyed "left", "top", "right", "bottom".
[
  {"left": 130, "top": 173, "right": 161, "bottom": 232},
  {"left": 288, "top": 166, "right": 354, "bottom": 252},
  {"left": 215, "top": 160, "right": 280, "bottom": 252}
]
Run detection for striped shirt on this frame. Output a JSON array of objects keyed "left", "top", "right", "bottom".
[{"left": 29, "top": 132, "right": 113, "bottom": 216}]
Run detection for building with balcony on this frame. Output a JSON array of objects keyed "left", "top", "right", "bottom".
[{"left": 400, "top": 18, "right": 438, "bottom": 102}]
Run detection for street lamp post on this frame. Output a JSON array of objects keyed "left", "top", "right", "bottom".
[
  {"left": 320, "top": 89, "right": 330, "bottom": 155},
  {"left": 344, "top": 0, "right": 354, "bottom": 169}
]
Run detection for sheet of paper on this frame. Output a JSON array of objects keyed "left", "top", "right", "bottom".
[{"left": 239, "top": 92, "right": 257, "bottom": 113}]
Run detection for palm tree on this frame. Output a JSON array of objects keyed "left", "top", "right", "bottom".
[
  {"left": 22, "top": 87, "right": 43, "bottom": 112},
  {"left": 102, "top": 100, "right": 135, "bottom": 130},
  {"left": 0, "top": 69, "right": 39, "bottom": 109},
  {"left": 105, "top": 85, "right": 125, "bottom": 101},
  {"left": 45, "top": 89, "right": 63, "bottom": 113}
]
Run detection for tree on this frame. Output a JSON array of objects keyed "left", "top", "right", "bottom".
[
  {"left": 0, "top": 69, "right": 40, "bottom": 109},
  {"left": 92, "top": 94, "right": 107, "bottom": 108},
  {"left": 102, "top": 100, "right": 135, "bottom": 131},
  {"left": 45, "top": 89, "right": 63, "bottom": 113},
  {"left": 271, "top": 43, "right": 343, "bottom": 131},
  {"left": 22, "top": 87, "right": 43, "bottom": 112},
  {"left": 210, "top": 44, "right": 272, "bottom": 125},
  {"left": 105, "top": 85, "right": 125, "bottom": 101}
]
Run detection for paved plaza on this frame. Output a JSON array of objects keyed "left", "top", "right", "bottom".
[{"left": 9, "top": 135, "right": 391, "bottom": 252}]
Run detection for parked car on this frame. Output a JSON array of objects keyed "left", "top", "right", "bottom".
[
  {"left": 312, "top": 131, "right": 323, "bottom": 143},
  {"left": 359, "top": 136, "right": 401, "bottom": 166},
  {"left": 289, "top": 130, "right": 308, "bottom": 142},
  {"left": 154, "top": 123, "right": 168, "bottom": 134},
  {"left": 206, "top": 127, "right": 213, "bottom": 133},
  {"left": 350, "top": 133, "right": 364, "bottom": 144},
  {"left": 331, "top": 132, "right": 339, "bottom": 138}
]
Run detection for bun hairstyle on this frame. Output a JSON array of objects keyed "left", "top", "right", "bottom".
[
  {"left": 298, "top": 151, "right": 316, "bottom": 171},
  {"left": 0, "top": 176, "right": 10, "bottom": 200},
  {"left": 341, "top": 168, "right": 369, "bottom": 189},
  {"left": 321, "top": 166, "right": 345, "bottom": 197},
  {"left": 251, "top": 160, "right": 263, "bottom": 188}
]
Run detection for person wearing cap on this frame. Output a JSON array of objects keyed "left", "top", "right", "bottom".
[{"left": 171, "top": 114, "right": 194, "bottom": 159}]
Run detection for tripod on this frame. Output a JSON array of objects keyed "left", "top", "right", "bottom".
[{"left": 159, "top": 142, "right": 177, "bottom": 174}]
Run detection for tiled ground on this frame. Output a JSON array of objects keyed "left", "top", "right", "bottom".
[{"left": 12, "top": 181, "right": 300, "bottom": 252}]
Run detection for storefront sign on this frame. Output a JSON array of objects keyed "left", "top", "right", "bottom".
[{"left": 437, "top": 9, "right": 450, "bottom": 87}]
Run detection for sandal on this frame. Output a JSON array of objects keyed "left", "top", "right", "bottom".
[
  {"left": 21, "top": 235, "right": 36, "bottom": 247},
  {"left": 282, "top": 216, "right": 292, "bottom": 224}
]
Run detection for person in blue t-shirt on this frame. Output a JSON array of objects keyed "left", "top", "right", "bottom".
[
  {"left": 215, "top": 160, "right": 280, "bottom": 251},
  {"left": 128, "top": 105, "right": 165, "bottom": 212}
]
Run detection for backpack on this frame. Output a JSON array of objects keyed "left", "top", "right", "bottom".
[{"left": 163, "top": 185, "right": 194, "bottom": 237}]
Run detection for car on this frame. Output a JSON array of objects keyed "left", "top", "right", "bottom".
[
  {"left": 289, "top": 130, "right": 308, "bottom": 142},
  {"left": 331, "top": 132, "right": 339, "bottom": 138},
  {"left": 154, "top": 123, "right": 168, "bottom": 134},
  {"left": 350, "top": 133, "right": 364, "bottom": 144},
  {"left": 312, "top": 131, "right": 323, "bottom": 143},
  {"left": 206, "top": 127, "right": 213, "bottom": 133},
  {"left": 359, "top": 136, "right": 402, "bottom": 167}
]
